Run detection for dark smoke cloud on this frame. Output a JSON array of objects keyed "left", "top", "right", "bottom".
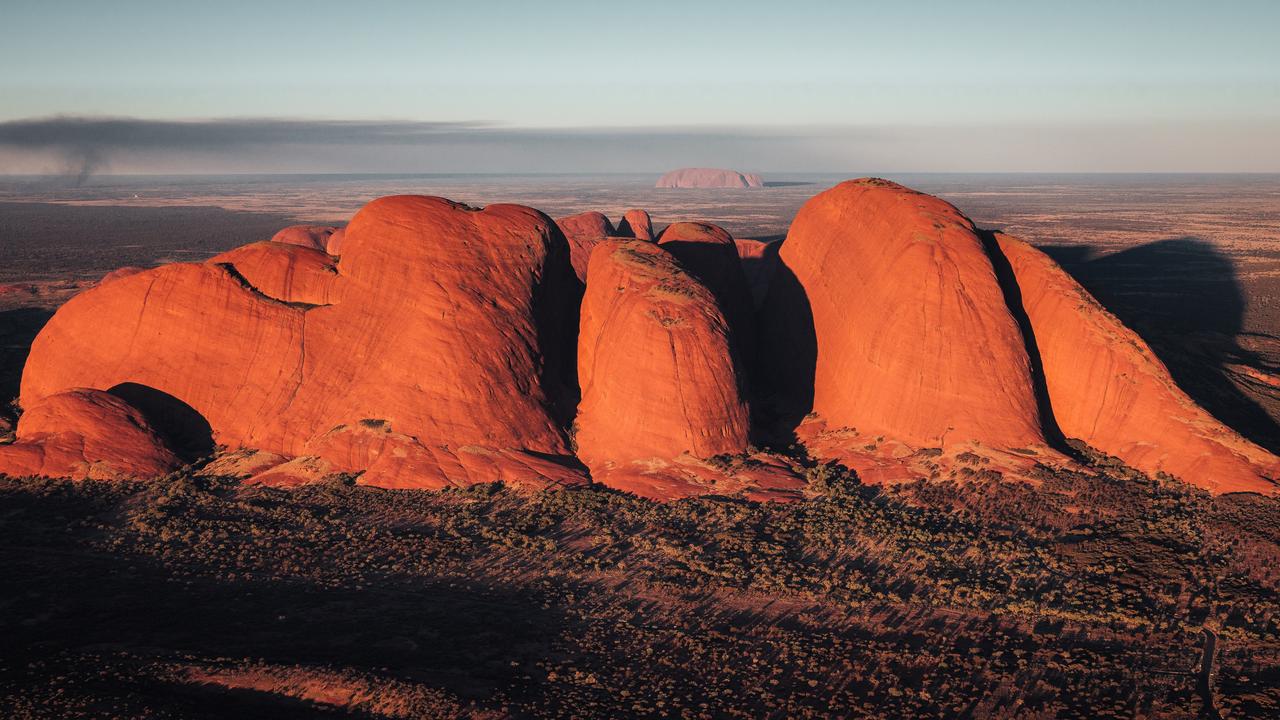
[{"left": 0, "top": 116, "right": 821, "bottom": 182}]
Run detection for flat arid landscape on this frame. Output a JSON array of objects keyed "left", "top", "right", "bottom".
[{"left": 4, "top": 2, "right": 1280, "bottom": 718}]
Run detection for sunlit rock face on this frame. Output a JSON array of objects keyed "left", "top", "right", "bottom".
[
  {"left": 0, "top": 388, "right": 180, "bottom": 480},
  {"left": 6, "top": 180, "right": 1275, "bottom": 498},
  {"left": 761, "top": 178, "right": 1046, "bottom": 450},
  {"left": 616, "top": 209, "right": 654, "bottom": 241},
  {"left": 17, "top": 195, "right": 586, "bottom": 491},
  {"left": 556, "top": 210, "right": 616, "bottom": 281},
  {"left": 995, "top": 232, "right": 1280, "bottom": 493},
  {"left": 269, "top": 224, "right": 339, "bottom": 252}
]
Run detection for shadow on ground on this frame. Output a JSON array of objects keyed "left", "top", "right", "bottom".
[{"left": 1042, "top": 238, "right": 1280, "bottom": 452}]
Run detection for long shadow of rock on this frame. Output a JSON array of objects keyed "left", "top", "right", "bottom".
[
  {"left": 1, "top": 487, "right": 568, "bottom": 713},
  {"left": 1041, "top": 238, "right": 1280, "bottom": 452},
  {"left": 754, "top": 255, "right": 817, "bottom": 447},
  {"left": 0, "top": 306, "right": 53, "bottom": 406},
  {"left": 109, "top": 382, "right": 215, "bottom": 461}
]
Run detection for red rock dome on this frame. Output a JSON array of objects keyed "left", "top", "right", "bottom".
[
  {"left": 995, "top": 232, "right": 1279, "bottom": 493},
  {"left": 555, "top": 211, "right": 617, "bottom": 281},
  {"left": 18, "top": 196, "right": 584, "bottom": 489},
  {"left": 210, "top": 241, "right": 339, "bottom": 305},
  {"left": 762, "top": 178, "right": 1045, "bottom": 449},
  {"left": 575, "top": 240, "right": 763, "bottom": 498},
  {"left": 269, "top": 225, "right": 339, "bottom": 252},
  {"left": 0, "top": 388, "right": 180, "bottom": 480},
  {"left": 616, "top": 209, "right": 654, "bottom": 241}
]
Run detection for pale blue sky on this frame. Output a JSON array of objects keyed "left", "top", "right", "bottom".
[{"left": 2, "top": 0, "right": 1278, "bottom": 172}]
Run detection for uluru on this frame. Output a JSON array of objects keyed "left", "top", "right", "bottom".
[{"left": 655, "top": 167, "right": 764, "bottom": 189}]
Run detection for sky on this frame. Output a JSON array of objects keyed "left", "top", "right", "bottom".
[{"left": 1, "top": 0, "right": 1278, "bottom": 174}]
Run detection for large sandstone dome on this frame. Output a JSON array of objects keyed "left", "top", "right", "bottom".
[
  {"left": 762, "top": 179, "right": 1045, "bottom": 449},
  {"left": 1, "top": 181, "right": 1274, "bottom": 498},
  {"left": 656, "top": 168, "right": 763, "bottom": 189},
  {"left": 16, "top": 196, "right": 585, "bottom": 490}
]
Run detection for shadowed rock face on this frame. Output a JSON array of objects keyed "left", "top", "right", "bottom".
[
  {"left": 656, "top": 222, "right": 757, "bottom": 370},
  {"left": 0, "top": 388, "right": 179, "bottom": 480},
  {"left": 575, "top": 241, "right": 754, "bottom": 493},
  {"left": 733, "top": 239, "right": 780, "bottom": 309},
  {"left": 555, "top": 211, "right": 616, "bottom": 281},
  {"left": 17, "top": 196, "right": 585, "bottom": 490},
  {"left": 762, "top": 178, "right": 1045, "bottom": 449},
  {"left": 576, "top": 240, "right": 749, "bottom": 464},
  {"left": 656, "top": 168, "right": 763, "bottom": 189},
  {"left": 616, "top": 210, "right": 654, "bottom": 241},
  {"left": 995, "top": 233, "right": 1280, "bottom": 493}
]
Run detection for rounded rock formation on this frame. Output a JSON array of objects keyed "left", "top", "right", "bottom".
[
  {"left": 210, "top": 242, "right": 339, "bottom": 305},
  {"left": 325, "top": 227, "right": 347, "bottom": 255},
  {"left": 270, "top": 225, "right": 339, "bottom": 252},
  {"left": 656, "top": 168, "right": 764, "bottom": 189},
  {"left": 555, "top": 211, "right": 616, "bottom": 281},
  {"left": 994, "top": 232, "right": 1279, "bottom": 493},
  {"left": 0, "top": 388, "right": 180, "bottom": 480},
  {"left": 575, "top": 240, "right": 758, "bottom": 498},
  {"left": 19, "top": 196, "right": 585, "bottom": 489},
  {"left": 656, "top": 222, "right": 757, "bottom": 364},
  {"left": 762, "top": 178, "right": 1045, "bottom": 449},
  {"left": 616, "top": 209, "right": 654, "bottom": 242}
]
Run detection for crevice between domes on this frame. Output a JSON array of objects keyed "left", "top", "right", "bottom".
[{"left": 977, "top": 229, "right": 1071, "bottom": 454}]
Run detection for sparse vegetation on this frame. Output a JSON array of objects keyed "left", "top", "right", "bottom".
[{"left": 3, "top": 451, "right": 1277, "bottom": 718}]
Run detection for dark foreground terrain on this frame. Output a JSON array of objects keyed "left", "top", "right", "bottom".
[{"left": 2, "top": 455, "right": 1278, "bottom": 718}]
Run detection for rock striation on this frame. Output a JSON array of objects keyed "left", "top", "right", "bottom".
[
  {"left": 995, "top": 233, "right": 1280, "bottom": 493},
  {"left": 656, "top": 168, "right": 763, "bottom": 189},
  {"left": 762, "top": 178, "right": 1045, "bottom": 449},
  {"left": 3, "top": 180, "right": 1275, "bottom": 499},
  {"left": 15, "top": 196, "right": 585, "bottom": 490}
]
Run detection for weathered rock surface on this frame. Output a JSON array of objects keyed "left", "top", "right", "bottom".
[
  {"left": 656, "top": 168, "right": 764, "bottom": 189},
  {"left": 555, "top": 211, "right": 616, "bottom": 281},
  {"left": 270, "top": 225, "right": 339, "bottom": 252},
  {"left": 210, "top": 242, "right": 339, "bottom": 305},
  {"left": 616, "top": 209, "right": 654, "bottom": 241},
  {"left": 0, "top": 388, "right": 180, "bottom": 480},
  {"left": 10, "top": 181, "right": 1274, "bottom": 499},
  {"left": 19, "top": 196, "right": 584, "bottom": 490},
  {"left": 325, "top": 227, "right": 347, "bottom": 255},
  {"left": 996, "top": 233, "right": 1280, "bottom": 493},
  {"left": 574, "top": 240, "right": 792, "bottom": 499},
  {"left": 762, "top": 178, "right": 1045, "bottom": 449},
  {"left": 657, "top": 222, "right": 757, "bottom": 362}
]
